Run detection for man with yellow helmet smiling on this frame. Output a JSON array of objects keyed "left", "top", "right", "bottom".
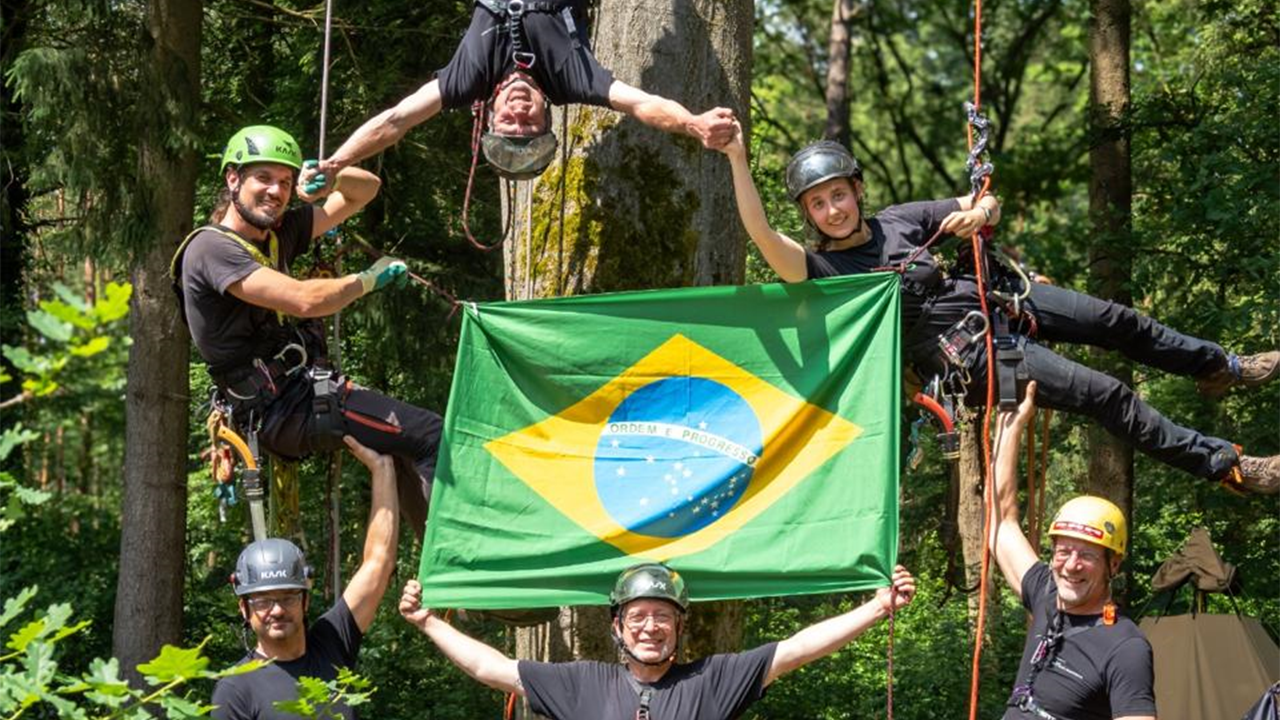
[{"left": 992, "top": 382, "right": 1157, "bottom": 720}]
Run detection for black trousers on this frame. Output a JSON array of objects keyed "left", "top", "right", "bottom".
[
  {"left": 914, "top": 280, "right": 1237, "bottom": 480},
  {"left": 254, "top": 371, "right": 443, "bottom": 538}
]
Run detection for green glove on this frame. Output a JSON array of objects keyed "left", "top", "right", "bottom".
[{"left": 357, "top": 257, "right": 408, "bottom": 295}]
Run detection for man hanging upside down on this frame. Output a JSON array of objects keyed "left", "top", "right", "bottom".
[
  {"left": 715, "top": 124, "right": 1279, "bottom": 493},
  {"left": 314, "top": 0, "right": 736, "bottom": 181}
]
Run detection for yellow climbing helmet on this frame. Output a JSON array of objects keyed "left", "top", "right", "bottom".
[{"left": 1048, "top": 495, "right": 1127, "bottom": 558}]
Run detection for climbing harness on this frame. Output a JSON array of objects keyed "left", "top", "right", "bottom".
[
  {"left": 1006, "top": 605, "right": 1116, "bottom": 719},
  {"left": 625, "top": 674, "right": 655, "bottom": 720}
]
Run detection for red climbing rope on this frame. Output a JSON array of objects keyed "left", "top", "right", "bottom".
[{"left": 965, "top": 0, "right": 997, "bottom": 716}]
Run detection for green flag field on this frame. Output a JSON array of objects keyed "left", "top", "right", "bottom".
[{"left": 418, "top": 273, "right": 902, "bottom": 608}]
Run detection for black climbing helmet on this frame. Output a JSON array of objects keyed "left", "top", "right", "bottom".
[
  {"left": 785, "top": 140, "right": 863, "bottom": 202},
  {"left": 481, "top": 131, "right": 559, "bottom": 181},
  {"left": 609, "top": 562, "right": 690, "bottom": 615},
  {"left": 231, "top": 538, "right": 311, "bottom": 596}
]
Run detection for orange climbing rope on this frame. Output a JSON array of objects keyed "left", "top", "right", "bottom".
[{"left": 965, "top": 0, "right": 997, "bottom": 716}]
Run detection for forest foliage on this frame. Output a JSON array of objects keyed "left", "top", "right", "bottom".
[{"left": 2, "top": 0, "right": 1276, "bottom": 717}]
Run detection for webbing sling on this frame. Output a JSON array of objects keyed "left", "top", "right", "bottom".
[{"left": 170, "top": 224, "right": 285, "bottom": 323}]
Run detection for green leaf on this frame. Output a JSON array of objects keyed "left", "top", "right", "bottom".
[
  {"left": 0, "top": 587, "right": 38, "bottom": 631},
  {"left": 12, "top": 485, "right": 51, "bottom": 507},
  {"left": 137, "top": 643, "right": 210, "bottom": 684},
  {"left": 207, "top": 658, "right": 269, "bottom": 679},
  {"left": 7, "top": 618, "right": 46, "bottom": 653},
  {"left": 294, "top": 676, "right": 329, "bottom": 704},
  {"left": 272, "top": 697, "right": 316, "bottom": 716},
  {"left": 39, "top": 299, "right": 95, "bottom": 331},
  {"left": 2, "top": 346, "right": 41, "bottom": 374},
  {"left": 23, "top": 640, "right": 58, "bottom": 688},
  {"left": 22, "top": 377, "right": 59, "bottom": 397},
  {"left": 51, "top": 282, "right": 88, "bottom": 312},
  {"left": 159, "top": 694, "right": 213, "bottom": 718},
  {"left": 0, "top": 427, "right": 39, "bottom": 461},
  {"left": 94, "top": 282, "right": 133, "bottom": 323},
  {"left": 26, "top": 309, "right": 73, "bottom": 343},
  {"left": 69, "top": 336, "right": 111, "bottom": 358}
]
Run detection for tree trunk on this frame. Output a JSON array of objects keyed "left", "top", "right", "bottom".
[
  {"left": 1, "top": 0, "right": 30, "bottom": 464},
  {"left": 1085, "top": 0, "right": 1133, "bottom": 569},
  {"left": 505, "top": 1, "right": 751, "bottom": 713},
  {"left": 112, "top": 0, "right": 201, "bottom": 685},
  {"left": 823, "top": 0, "right": 860, "bottom": 146}
]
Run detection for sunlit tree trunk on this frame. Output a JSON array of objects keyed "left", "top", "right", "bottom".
[
  {"left": 823, "top": 0, "right": 861, "bottom": 146},
  {"left": 504, "top": 1, "right": 751, "bottom": 714},
  {"left": 1084, "top": 0, "right": 1134, "bottom": 576},
  {"left": 112, "top": 0, "right": 201, "bottom": 685}
]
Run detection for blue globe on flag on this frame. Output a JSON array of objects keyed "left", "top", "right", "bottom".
[{"left": 594, "top": 376, "right": 763, "bottom": 537}]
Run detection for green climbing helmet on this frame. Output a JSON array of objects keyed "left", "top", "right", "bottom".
[
  {"left": 609, "top": 562, "right": 690, "bottom": 615},
  {"left": 221, "top": 125, "right": 304, "bottom": 173}
]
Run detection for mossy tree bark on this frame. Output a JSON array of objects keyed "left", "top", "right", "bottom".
[
  {"left": 505, "top": 1, "right": 752, "bottom": 713},
  {"left": 1085, "top": 0, "right": 1134, "bottom": 581},
  {"left": 112, "top": 0, "right": 201, "bottom": 686}
]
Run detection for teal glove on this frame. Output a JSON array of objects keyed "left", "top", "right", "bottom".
[
  {"left": 357, "top": 257, "right": 409, "bottom": 295},
  {"left": 301, "top": 159, "right": 328, "bottom": 195}
]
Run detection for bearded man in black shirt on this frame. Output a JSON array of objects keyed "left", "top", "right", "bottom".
[
  {"left": 717, "top": 124, "right": 1279, "bottom": 493},
  {"left": 397, "top": 562, "right": 915, "bottom": 720},
  {"left": 991, "top": 383, "right": 1157, "bottom": 720},
  {"left": 212, "top": 436, "right": 399, "bottom": 720},
  {"left": 316, "top": 0, "right": 736, "bottom": 181}
]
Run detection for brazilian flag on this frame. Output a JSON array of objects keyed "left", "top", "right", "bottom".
[{"left": 418, "top": 273, "right": 901, "bottom": 608}]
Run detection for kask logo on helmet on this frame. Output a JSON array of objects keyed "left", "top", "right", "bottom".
[{"left": 260, "top": 569, "right": 291, "bottom": 579}]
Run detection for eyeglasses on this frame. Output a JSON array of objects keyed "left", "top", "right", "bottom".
[
  {"left": 1052, "top": 547, "right": 1103, "bottom": 565},
  {"left": 623, "top": 611, "right": 676, "bottom": 632},
  {"left": 246, "top": 592, "right": 304, "bottom": 613}
]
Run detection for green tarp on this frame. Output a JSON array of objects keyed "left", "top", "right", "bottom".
[{"left": 417, "top": 274, "right": 902, "bottom": 609}]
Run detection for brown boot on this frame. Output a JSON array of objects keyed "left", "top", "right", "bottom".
[
  {"left": 1229, "top": 455, "right": 1280, "bottom": 495},
  {"left": 1196, "top": 351, "right": 1280, "bottom": 398}
]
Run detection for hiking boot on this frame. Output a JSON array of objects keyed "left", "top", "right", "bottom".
[
  {"left": 1196, "top": 351, "right": 1280, "bottom": 398},
  {"left": 1228, "top": 455, "right": 1280, "bottom": 495}
]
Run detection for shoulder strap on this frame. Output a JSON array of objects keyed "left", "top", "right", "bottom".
[
  {"left": 624, "top": 673, "right": 654, "bottom": 717},
  {"left": 170, "top": 224, "right": 285, "bottom": 326}
]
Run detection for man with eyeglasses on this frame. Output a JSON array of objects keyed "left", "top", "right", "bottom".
[
  {"left": 211, "top": 435, "right": 399, "bottom": 720},
  {"left": 398, "top": 561, "right": 915, "bottom": 718},
  {"left": 992, "top": 382, "right": 1157, "bottom": 720}
]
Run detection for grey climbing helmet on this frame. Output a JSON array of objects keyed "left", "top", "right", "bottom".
[
  {"left": 231, "top": 538, "right": 311, "bottom": 596},
  {"left": 481, "top": 131, "right": 559, "bottom": 181},
  {"left": 785, "top": 140, "right": 862, "bottom": 201},
  {"left": 609, "top": 562, "right": 689, "bottom": 615}
]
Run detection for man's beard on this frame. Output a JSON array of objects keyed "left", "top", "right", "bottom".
[{"left": 232, "top": 188, "right": 281, "bottom": 231}]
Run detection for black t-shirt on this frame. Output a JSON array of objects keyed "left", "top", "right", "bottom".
[
  {"left": 803, "top": 199, "right": 981, "bottom": 357},
  {"left": 437, "top": 1, "right": 615, "bottom": 110},
  {"left": 178, "top": 207, "right": 314, "bottom": 376},
  {"left": 1002, "top": 562, "right": 1156, "bottom": 720},
  {"left": 211, "top": 598, "right": 364, "bottom": 720},
  {"left": 518, "top": 642, "right": 777, "bottom": 720}
]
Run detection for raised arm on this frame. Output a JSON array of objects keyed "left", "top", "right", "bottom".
[
  {"left": 607, "top": 80, "right": 735, "bottom": 149},
  {"left": 320, "top": 80, "right": 444, "bottom": 175},
  {"left": 765, "top": 566, "right": 915, "bottom": 687},
  {"left": 990, "top": 381, "right": 1041, "bottom": 599},
  {"left": 341, "top": 436, "right": 399, "bottom": 632},
  {"left": 718, "top": 121, "right": 808, "bottom": 282},
  {"left": 399, "top": 579, "right": 524, "bottom": 695}
]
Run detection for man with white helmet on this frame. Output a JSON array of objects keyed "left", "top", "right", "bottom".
[
  {"left": 992, "top": 382, "right": 1157, "bottom": 720},
  {"left": 212, "top": 436, "right": 398, "bottom": 720},
  {"left": 397, "top": 561, "right": 915, "bottom": 719}
]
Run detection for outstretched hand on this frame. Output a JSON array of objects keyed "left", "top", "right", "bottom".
[
  {"left": 875, "top": 565, "right": 916, "bottom": 613},
  {"left": 296, "top": 160, "right": 333, "bottom": 202},
  {"left": 717, "top": 120, "right": 747, "bottom": 159},
  {"left": 689, "top": 107, "right": 737, "bottom": 149},
  {"left": 400, "top": 579, "right": 435, "bottom": 631},
  {"left": 343, "top": 435, "right": 394, "bottom": 475}
]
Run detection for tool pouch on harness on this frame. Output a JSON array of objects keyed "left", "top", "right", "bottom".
[
  {"left": 307, "top": 369, "right": 346, "bottom": 454},
  {"left": 994, "top": 333, "right": 1029, "bottom": 411}
]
